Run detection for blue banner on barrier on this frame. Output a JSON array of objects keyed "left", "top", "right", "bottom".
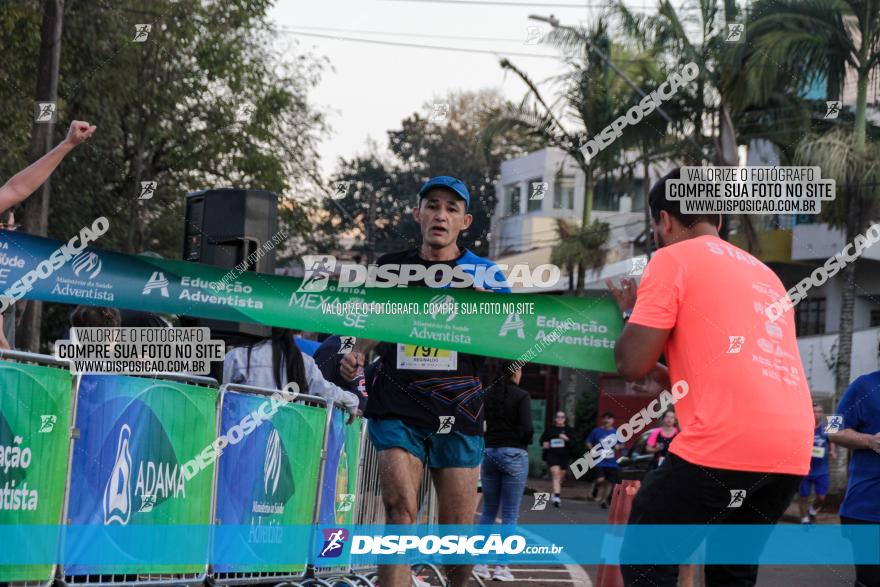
[
  {"left": 319, "top": 408, "right": 345, "bottom": 527},
  {"left": 64, "top": 374, "right": 216, "bottom": 575},
  {"left": 4, "top": 525, "right": 879, "bottom": 566},
  {"left": 214, "top": 390, "right": 324, "bottom": 573}
]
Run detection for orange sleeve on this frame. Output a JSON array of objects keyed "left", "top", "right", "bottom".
[{"left": 628, "top": 248, "right": 685, "bottom": 330}]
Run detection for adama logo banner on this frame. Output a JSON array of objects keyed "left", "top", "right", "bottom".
[{"left": 65, "top": 374, "right": 216, "bottom": 575}]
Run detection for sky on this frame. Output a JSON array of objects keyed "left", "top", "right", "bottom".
[{"left": 268, "top": 0, "right": 633, "bottom": 176}]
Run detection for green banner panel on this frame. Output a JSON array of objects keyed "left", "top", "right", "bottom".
[
  {"left": 214, "top": 391, "right": 327, "bottom": 573},
  {"left": 0, "top": 359, "right": 73, "bottom": 581}
]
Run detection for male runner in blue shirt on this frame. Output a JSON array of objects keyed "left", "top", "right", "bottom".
[{"left": 339, "top": 176, "right": 509, "bottom": 587}]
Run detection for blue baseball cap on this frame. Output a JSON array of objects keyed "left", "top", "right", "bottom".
[{"left": 418, "top": 176, "right": 470, "bottom": 209}]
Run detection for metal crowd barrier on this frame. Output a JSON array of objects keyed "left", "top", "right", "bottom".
[
  {"left": 61, "top": 370, "right": 219, "bottom": 587},
  {"left": 211, "top": 383, "right": 330, "bottom": 587},
  {"left": 0, "top": 350, "right": 73, "bottom": 587},
  {"left": 0, "top": 353, "right": 444, "bottom": 587}
]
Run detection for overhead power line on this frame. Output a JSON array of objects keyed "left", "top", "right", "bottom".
[
  {"left": 275, "top": 24, "right": 524, "bottom": 43},
  {"left": 279, "top": 29, "right": 559, "bottom": 59},
  {"left": 383, "top": 0, "right": 663, "bottom": 9}
]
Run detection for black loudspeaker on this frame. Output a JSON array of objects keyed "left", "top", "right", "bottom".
[{"left": 182, "top": 188, "right": 278, "bottom": 344}]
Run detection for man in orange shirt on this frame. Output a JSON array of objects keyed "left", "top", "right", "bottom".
[{"left": 608, "top": 168, "right": 814, "bottom": 587}]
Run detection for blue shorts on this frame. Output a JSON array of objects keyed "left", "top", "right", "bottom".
[
  {"left": 799, "top": 473, "right": 830, "bottom": 497},
  {"left": 368, "top": 418, "right": 484, "bottom": 468}
]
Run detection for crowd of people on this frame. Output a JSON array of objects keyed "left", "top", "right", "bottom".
[{"left": 2, "top": 119, "right": 878, "bottom": 587}]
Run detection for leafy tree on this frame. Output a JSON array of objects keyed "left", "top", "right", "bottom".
[
  {"left": 324, "top": 89, "right": 543, "bottom": 258},
  {"left": 2, "top": 0, "right": 328, "bottom": 350}
]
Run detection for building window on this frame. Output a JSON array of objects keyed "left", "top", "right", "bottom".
[
  {"left": 527, "top": 178, "right": 544, "bottom": 212},
  {"left": 870, "top": 309, "right": 880, "bottom": 328},
  {"left": 506, "top": 184, "right": 521, "bottom": 216},
  {"left": 796, "top": 297, "right": 826, "bottom": 336},
  {"left": 554, "top": 177, "right": 575, "bottom": 210},
  {"left": 594, "top": 176, "right": 646, "bottom": 212}
]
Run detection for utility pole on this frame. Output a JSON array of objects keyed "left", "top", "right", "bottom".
[
  {"left": 365, "top": 188, "right": 377, "bottom": 264},
  {"left": 20, "top": 0, "right": 64, "bottom": 353}
]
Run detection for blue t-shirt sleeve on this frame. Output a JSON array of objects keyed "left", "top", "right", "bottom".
[
  {"left": 586, "top": 429, "right": 596, "bottom": 445},
  {"left": 457, "top": 251, "right": 512, "bottom": 293},
  {"left": 312, "top": 337, "right": 343, "bottom": 385},
  {"left": 836, "top": 376, "right": 867, "bottom": 431}
]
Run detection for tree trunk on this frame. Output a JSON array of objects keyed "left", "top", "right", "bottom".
[
  {"left": 19, "top": 0, "right": 64, "bottom": 353},
  {"left": 829, "top": 68, "right": 870, "bottom": 492},
  {"left": 575, "top": 261, "right": 584, "bottom": 295},
  {"left": 582, "top": 166, "right": 594, "bottom": 225},
  {"left": 829, "top": 183, "right": 862, "bottom": 492}
]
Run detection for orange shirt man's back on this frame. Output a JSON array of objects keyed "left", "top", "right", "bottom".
[{"left": 629, "top": 235, "right": 813, "bottom": 475}]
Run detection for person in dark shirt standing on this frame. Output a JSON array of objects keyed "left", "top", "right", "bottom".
[
  {"left": 474, "top": 361, "right": 532, "bottom": 582},
  {"left": 338, "top": 176, "right": 510, "bottom": 587},
  {"left": 541, "top": 411, "right": 576, "bottom": 508}
]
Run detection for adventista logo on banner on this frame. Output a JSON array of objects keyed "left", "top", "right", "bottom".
[
  {"left": 103, "top": 424, "right": 132, "bottom": 525},
  {"left": 263, "top": 429, "right": 281, "bottom": 496},
  {"left": 72, "top": 251, "right": 102, "bottom": 279},
  {"left": 143, "top": 271, "right": 169, "bottom": 297}
]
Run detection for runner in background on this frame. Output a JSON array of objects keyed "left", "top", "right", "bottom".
[
  {"left": 829, "top": 371, "right": 880, "bottom": 587},
  {"left": 337, "top": 176, "right": 510, "bottom": 587},
  {"left": 222, "top": 327, "right": 360, "bottom": 420},
  {"left": 609, "top": 168, "right": 813, "bottom": 587},
  {"left": 645, "top": 410, "right": 679, "bottom": 469},
  {"left": 540, "top": 411, "right": 575, "bottom": 508},
  {"left": 585, "top": 412, "right": 621, "bottom": 509},
  {"left": 474, "top": 361, "right": 532, "bottom": 582},
  {"left": 799, "top": 403, "right": 836, "bottom": 524}
]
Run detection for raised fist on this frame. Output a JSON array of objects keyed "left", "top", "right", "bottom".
[{"left": 65, "top": 120, "right": 96, "bottom": 146}]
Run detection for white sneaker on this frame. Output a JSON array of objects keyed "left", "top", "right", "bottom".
[
  {"left": 473, "top": 564, "right": 491, "bottom": 579},
  {"left": 801, "top": 516, "right": 811, "bottom": 524},
  {"left": 492, "top": 566, "right": 515, "bottom": 582}
]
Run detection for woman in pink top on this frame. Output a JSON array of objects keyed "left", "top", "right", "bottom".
[{"left": 645, "top": 410, "right": 678, "bottom": 468}]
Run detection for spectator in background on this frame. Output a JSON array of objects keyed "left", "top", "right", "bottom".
[
  {"left": 0, "top": 120, "right": 96, "bottom": 349},
  {"left": 645, "top": 410, "right": 679, "bottom": 469},
  {"left": 586, "top": 412, "right": 622, "bottom": 509},
  {"left": 64, "top": 306, "right": 121, "bottom": 371},
  {"left": 120, "top": 309, "right": 172, "bottom": 328},
  {"left": 474, "top": 362, "right": 532, "bottom": 582},
  {"left": 223, "top": 327, "right": 360, "bottom": 421},
  {"left": 294, "top": 333, "right": 321, "bottom": 356},
  {"left": 314, "top": 335, "right": 373, "bottom": 411},
  {"left": 0, "top": 210, "right": 21, "bottom": 350},
  {"left": 541, "top": 411, "right": 575, "bottom": 508},
  {"left": 71, "top": 305, "right": 121, "bottom": 329},
  {"left": 0, "top": 120, "right": 96, "bottom": 215},
  {"left": 829, "top": 371, "right": 880, "bottom": 587},
  {"left": 799, "top": 403, "right": 836, "bottom": 524}
]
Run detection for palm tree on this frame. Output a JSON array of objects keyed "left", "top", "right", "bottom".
[
  {"left": 743, "top": 0, "right": 880, "bottom": 489},
  {"left": 485, "top": 17, "right": 668, "bottom": 227},
  {"left": 550, "top": 219, "right": 611, "bottom": 294}
]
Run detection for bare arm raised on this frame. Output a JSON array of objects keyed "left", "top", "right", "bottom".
[{"left": 0, "top": 120, "right": 96, "bottom": 215}]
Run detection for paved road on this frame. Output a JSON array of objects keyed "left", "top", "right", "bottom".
[{"left": 459, "top": 484, "right": 857, "bottom": 587}]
